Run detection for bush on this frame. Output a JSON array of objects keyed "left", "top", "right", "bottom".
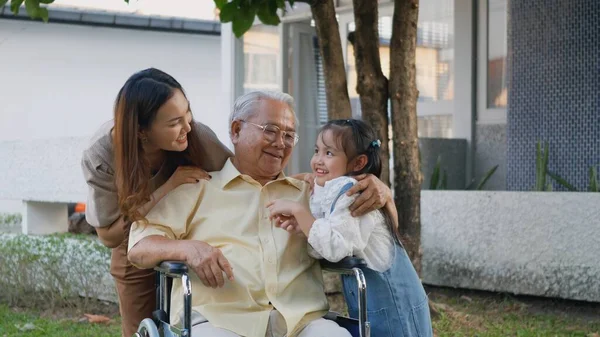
[{"left": 0, "top": 233, "right": 115, "bottom": 311}]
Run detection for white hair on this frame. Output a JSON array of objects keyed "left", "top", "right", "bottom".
[{"left": 229, "top": 90, "right": 298, "bottom": 136}]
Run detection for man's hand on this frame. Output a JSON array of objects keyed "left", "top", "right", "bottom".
[
  {"left": 346, "top": 174, "right": 392, "bottom": 217},
  {"left": 185, "top": 241, "right": 234, "bottom": 289},
  {"left": 290, "top": 172, "right": 315, "bottom": 190}
]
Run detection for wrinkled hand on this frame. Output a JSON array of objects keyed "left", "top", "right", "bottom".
[
  {"left": 185, "top": 241, "right": 233, "bottom": 288},
  {"left": 346, "top": 174, "right": 392, "bottom": 216},
  {"left": 167, "top": 166, "right": 211, "bottom": 189}
]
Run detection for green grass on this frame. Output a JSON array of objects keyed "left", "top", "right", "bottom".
[
  {"left": 2, "top": 286, "right": 600, "bottom": 337},
  {"left": 429, "top": 287, "right": 600, "bottom": 336},
  {"left": 0, "top": 304, "right": 121, "bottom": 337}
]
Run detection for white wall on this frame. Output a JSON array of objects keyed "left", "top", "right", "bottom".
[
  {"left": 0, "top": 19, "right": 229, "bottom": 142},
  {"left": 0, "top": 19, "right": 231, "bottom": 211}
]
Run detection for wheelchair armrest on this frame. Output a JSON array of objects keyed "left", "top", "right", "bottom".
[
  {"left": 320, "top": 256, "right": 367, "bottom": 271},
  {"left": 155, "top": 261, "right": 188, "bottom": 277}
]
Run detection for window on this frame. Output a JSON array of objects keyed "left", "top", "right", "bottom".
[
  {"left": 487, "top": 0, "right": 507, "bottom": 108},
  {"left": 243, "top": 25, "right": 280, "bottom": 93},
  {"left": 345, "top": 0, "right": 455, "bottom": 137}
]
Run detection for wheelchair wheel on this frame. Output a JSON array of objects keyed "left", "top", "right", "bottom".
[{"left": 134, "top": 318, "right": 161, "bottom": 337}]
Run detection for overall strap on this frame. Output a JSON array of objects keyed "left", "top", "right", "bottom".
[{"left": 330, "top": 182, "right": 355, "bottom": 214}]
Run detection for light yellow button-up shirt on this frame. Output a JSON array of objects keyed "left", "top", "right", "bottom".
[{"left": 128, "top": 159, "right": 329, "bottom": 337}]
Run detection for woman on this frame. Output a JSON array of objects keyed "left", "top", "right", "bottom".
[{"left": 81, "top": 68, "right": 232, "bottom": 337}]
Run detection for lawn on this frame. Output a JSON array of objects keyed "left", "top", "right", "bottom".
[
  {"left": 0, "top": 304, "right": 121, "bottom": 337},
  {"left": 1, "top": 286, "right": 599, "bottom": 336}
]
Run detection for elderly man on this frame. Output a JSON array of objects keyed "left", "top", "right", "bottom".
[{"left": 128, "top": 91, "right": 393, "bottom": 337}]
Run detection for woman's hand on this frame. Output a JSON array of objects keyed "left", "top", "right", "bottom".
[
  {"left": 166, "top": 166, "right": 211, "bottom": 190},
  {"left": 346, "top": 174, "right": 392, "bottom": 216}
]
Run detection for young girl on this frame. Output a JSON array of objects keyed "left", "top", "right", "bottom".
[{"left": 267, "top": 119, "right": 433, "bottom": 337}]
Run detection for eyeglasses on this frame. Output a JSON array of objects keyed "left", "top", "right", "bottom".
[{"left": 240, "top": 121, "right": 299, "bottom": 148}]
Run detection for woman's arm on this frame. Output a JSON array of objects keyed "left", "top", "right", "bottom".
[{"left": 95, "top": 180, "right": 175, "bottom": 248}]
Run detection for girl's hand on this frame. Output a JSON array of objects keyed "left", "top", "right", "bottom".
[
  {"left": 166, "top": 166, "right": 211, "bottom": 190},
  {"left": 266, "top": 199, "right": 301, "bottom": 220},
  {"left": 273, "top": 215, "right": 304, "bottom": 235}
]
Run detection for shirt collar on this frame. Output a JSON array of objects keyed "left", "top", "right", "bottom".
[{"left": 219, "top": 158, "right": 305, "bottom": 191}]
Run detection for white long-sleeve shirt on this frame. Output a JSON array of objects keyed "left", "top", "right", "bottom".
[{"left": 307, "top": 176, "right": 394, "bottom": 272}]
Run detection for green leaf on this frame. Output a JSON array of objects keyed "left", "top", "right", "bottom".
[
  {"left": 440, "top": 170, "right": 448, "bottom": 190},
  {"left": 589, "top": 166, "right": 598, "bottom": 192},
  {"left": 429, "top": 155, "right": 441, "bottom": 190},
  {"left": 547, "top": 171, "right": 576, "bottom": 191},
  {"left": 38, "top": 0, "right": 53, "bottom": 4},
  {"left": 37, "top": 6, "right": 47, "bottom": 21},
  {"left": 219, "top": 1, "right": 237, "bottom": 23},
  {"left": 0, "top": 0, "right": 9, "bottom": 9},
  {"left": 232, "top": 6, "right": 256, "bottom": 38},
  {"left": 214, "top": 0, "right": 227, "bottom": 10},
  {"left": 276, "top": 0, "right": 285, "bottom": 8},
  {"left": 256, "top": 1, "right": 280, "bottom": 25},
  {"left": 10, "top": 0, "right": 24, "bottom": 14},
  {"left": 25, "top": 0, "right": 40, "bottom": 18},
  {"left": 476, "top": 165, "right": 499, "bottom": 190}
]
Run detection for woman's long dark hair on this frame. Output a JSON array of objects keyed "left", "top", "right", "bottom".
[
  {"left": 113, "top": 68, "right": 205, "bottom": 222},
  {"left": 320, "top": 119, "right": 402, "bottom": 245}
]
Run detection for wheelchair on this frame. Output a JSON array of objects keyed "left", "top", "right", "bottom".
[{"left": 134, "top": 257, "right": 370, "bottom": 337}]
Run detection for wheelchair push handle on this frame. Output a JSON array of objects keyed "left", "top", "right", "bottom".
[
  {"left": 155, "top": 261, "right": 188, "bottom": 277},
  {"left": 320, "top": 256, "right": 367, "bottom": 271}
]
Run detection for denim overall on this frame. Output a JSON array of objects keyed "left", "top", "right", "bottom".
[
  {"left": 331, "top": 183, "right": 433, "bottom": 337},
  {"left": 341, "top": 244, "right": 433, "bottom": 337}
]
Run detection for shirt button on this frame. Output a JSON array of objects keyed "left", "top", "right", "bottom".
[
  {"left": 268, "top": 257, "right": 275, "bottom": 264},
  {"left": 264, "top": 237, "right": 270, "bottom": 244}
]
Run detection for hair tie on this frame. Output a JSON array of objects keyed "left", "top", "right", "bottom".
[{"left": 370, "top": 139, "right": 381, "bottom": 149}]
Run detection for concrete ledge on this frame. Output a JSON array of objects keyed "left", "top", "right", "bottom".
[{"left": 421, "top": 191, "right": 600, "bottom": 302}]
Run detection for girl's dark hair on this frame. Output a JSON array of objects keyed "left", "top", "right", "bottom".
[
  {"left": 113, "top": 68, "right": 206, "bottom": 222},
  {"left": 320, "top": 119, "right": 402, "bottom": 245}
]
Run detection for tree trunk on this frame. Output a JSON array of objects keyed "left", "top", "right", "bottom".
[
  {"left": 310, "top": 0, "right": 352, "bottom": 120},
  {"left": 389, "top": 0, "right": 422, "bottom": 273},
  {"left": 351, "top": 0, "right": 391, "bottom": 186}
]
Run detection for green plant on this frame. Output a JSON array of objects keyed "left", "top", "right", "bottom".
[
  {"left": 429, "top": 155, "right": 448, "bottom": 190},
  {"left": 0, "top": 213, "right": 22, "bottom": 225},
  {"left": 466, "top": 165, "right": 500, "bottom": 191},
  {"left": 535, "top": 141, "right": 551, "bottom": 191},
  {"left": 534, "top": 141, "right": 598, "bottom": 192},
  {"left": 590, "top": 166, "right": 599, "bottom": 192},
  {"left": 429, "top": 156, "right": 497, "bottom": 191},
  {"left": 0, "top": 233, "right": 113, "bottom": 310}
]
